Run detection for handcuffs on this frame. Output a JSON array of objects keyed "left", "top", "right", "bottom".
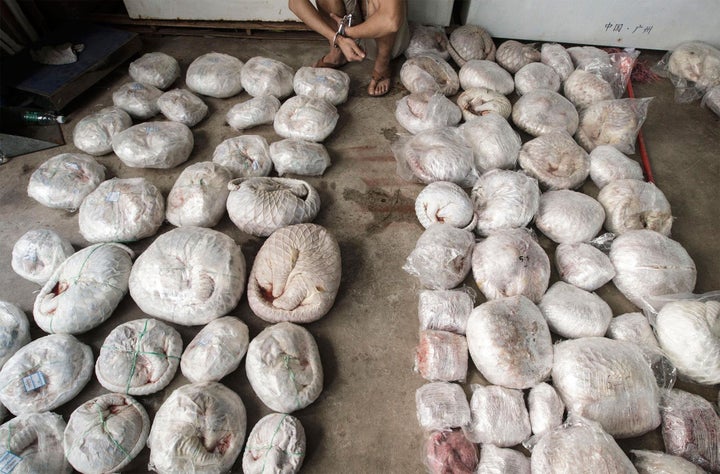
[{"left": 332, "top": 14, "right": 354, "bottom": 48}]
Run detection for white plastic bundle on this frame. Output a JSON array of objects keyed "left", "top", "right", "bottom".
[
  {"left": 541, "top": 43, "right": 574, "bottom": 82},
  {"left": 248, "top": 223, "right": 341, "bottom": 323},
  {"left": 456, "top": 87, "right": 512, "bottom": 120},
  {"left": 400, "top": 54, "right": 459, "bottom": 95},
  {"left": 607, "top": 312, "right": 659, "bottom": 348},
  {"left": 406, "top": 23, "right": 449, "bottom": 59},
  {"left": 34, "top": 242, "right": 133, "bottom": 335},
  {"left": 471, "top": 228, "right": 550, "bottom": 303},
  {"left": 563, "top": 69, "right": 615, "bottom": 109},
  {"left": 212, "top": 135, "right": 273, "bottom": 178},
  {"left": 148, "top": 382, "right": 246, "bottom": 474},
  {"left": 0, "top": 301, "right": 30, "bottom": 368},
  {"left": 129, "top": 227, "right": 246, "bottom": 325},
  {"left": 0, "top": 412, "right": 71, "bottom": 473},
  {"left": 181, "top": 316, "right": 248, "bottom": 384},
  {"left": 64, "top": 393, "right": 150, "bottom": 473},
  {"left": 552, "top": 337, "right": 661, "bottom": 438},
  {"left": 416, "top": 382, "right": 471, "bottom": 431},
  {"left": 186, "top": 52, "right": 244, "bottom": 98},
  {"left": 518, "top": 131, "right": 590, "bottom": 190},
  {"left": 157, "top": 88, "right": 208, "bottom": 126},
  {"left": 464, "top": 384, "right": 531, "bottom": 446},
  {"left": 128, "top": 51, "right": 180, "bottom": 89},
  {"left": 241, "top": 56, "right": 294, "bottom": 98},
  {"left": 460, "top": 114, "right": 521, "bottom": 173},
  {"left": 226, "top": 95, "right": 281, "bottom": 131},
  {"left": 112, "top": 81, "right": 162, "bottom": 119},
  {"left": 293, "top": 66, "right": 350, "bottom": 105},
  {"left": 576, "top": 98, "right": 653, "bottom": 154},
  {"left": 166, "top": 161, "right": 232, "bottom": 227},
  {"left": 568, "top": 46, "right": 611, "bottom": 70},
  {"left": 0, "top": 334, "right": 93, "bottom": 415},
  {"left": 447, "top": 24, "right": 496, "bottom": 66},
  {"left": 666, "top": 41, "right": 720, "bottom": 102},
  {"left": 589, "top": 145, "right": 644, "bottom": 188},
  {"left": 274, "top": 95, "right": 339, "bottom": 142},
  {"left": 610, "top": 230, "right": 696, "bottom": 308},
  {"left": 598, "top": 179, "right": 672, "bottom": 236},
  {"left": 496, "top": 40, "right": 541, "bottom": 74},
  {"left": 655, "top": 298, "right": 720, "bottom": 385},
  {"left": 395, "top": 91, "right": 462, "bottom": 134},
  {"left": 112, "top": 121, "right": 194, "bottom": 169},
  {"left": 418, "top": 288, "right": 474, "bottom": 334},
  {"left": 539, "top": 281, "right": 613, "bottom": 338},
  {"left": 269, "top": 138, "right": 331, "bottom": 176},
  {"left": 78, "top": 177, "right": 165, "bottom": 243},
  {"left": 414, "top": 330, "right": 468, "bottom": 382},
  {"left": 458, "top": 59, "right": 514, "bottom": 95},
  {"left": 393, "top": 127, "right": 478, "bottom": 187},
  {"left": 466, "top": 295, "right": 553, "bottom": 389},
  {"left": 555, "top": 242, "right": 616, "bottom": 291},
  {"left": 528, "top": 383, "right": 565, "bottom": 436},
  {"left": 95, "top": 318, "right": 181, "bottom": 395},
  {"left": 72, "top": 106, "right": 132, "bottom": 155},
  {"left": 530, "top": 417, "right": 637, "bottom": 473},
  {"left": 226, "top": 177, "right": 320, "bottom": 237},
  {"left": 11, "top": 229, "right": 73, "bottom": 285},
  {"left": 415, "top": 181, "right": 476, "bottom": 230},
  {"left": 246, "top": 322, "right": 323, "bottom": 413},
  {"left": 515, "top": 62, "right": 561, "bottom": 96},
  {"left": 243, "top": 413, "right": 306, "bottom": 474},
  {"left": 703, "top": 85, "right": 720, "bottom": 116},
  {"left": 424, "top": 430, "right": 478, "bottom": 474},
  {"left": 535, "top": 190, "right": 604, "bottom": 243},
  {"left": 403, "top": 224, "right": 475, "bottom": 290},
  {"left": 660, "top": 389, "right": 720, "bottom": 472},
  {"left": 27, "top": 152, "right": 105, "bottom": 210},
  {"left": 477, "top": 445, "right": 530, "bottom": 474},
  {"left": 512, "top": 89, "right": 579, "bottom": 137},
  {"left": 631, "top": 450, "right": 706, "bottom": 474}
]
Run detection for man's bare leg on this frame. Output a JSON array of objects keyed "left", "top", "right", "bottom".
[
  {"left": 368, "top": 34, "right": 395, "bottom": 96},
  {"left": 314, "top": 0, "right": 348, "bottom": 67}
]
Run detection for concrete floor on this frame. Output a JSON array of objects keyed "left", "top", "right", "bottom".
[{"left": 1, "top": 32, "right": 719, "bottom": 473}]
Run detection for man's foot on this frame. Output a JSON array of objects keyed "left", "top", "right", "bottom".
[
  {"left": 368, "top": 65, "right": 392, "bottom": 96},
  {"left": 313, "top": 50, "right": 347, "bottom": 69}
]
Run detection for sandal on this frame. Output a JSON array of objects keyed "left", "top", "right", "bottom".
[
  {"left": 313, "top": 54, "right": 347, "bottom": 69},
  {"left": 368, "top": 68, "right": 392, "bottom": 97}
]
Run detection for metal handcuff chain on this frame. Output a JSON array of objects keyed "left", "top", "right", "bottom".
[{"left": 333, "top": 13, "right": 354, "bottom": 48}]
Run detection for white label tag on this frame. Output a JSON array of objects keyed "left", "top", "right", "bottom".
[
  {"left": 105, "top": 191, "right": 120, "bottom": 202},
  {"left": 144, "top": 125, "right": 159, "bottom": 133},
  {"left": 0, "top": 451, "right": 22, "bottom": 474},
  {"left": 22, "top": 372, "right": 46, "bottom": 392},
  {"left": 130, "top": 83, "right": 144, "bottom": 90},
  {"left": 65, "top": 162, "right": 81, "bottom": 171}
]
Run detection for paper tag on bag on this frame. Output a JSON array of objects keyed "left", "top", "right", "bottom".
[
  {"left": 22, "top": 371, "right": 47, "bottom": 392},
  {"left": 0, "top": 451, "right": 23, "bottom": 474}
]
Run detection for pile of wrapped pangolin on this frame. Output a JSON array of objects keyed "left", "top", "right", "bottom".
[
  {"left": 401, "top": 24, "right": 719, "bottom": 473},
  {"left": 2, "top": 50, "right": 348, "bottom": 473}
]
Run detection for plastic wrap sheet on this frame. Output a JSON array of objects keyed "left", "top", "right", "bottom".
[
  {"left": 463, "top": 384, "right": 531, "bottom": 446},
  {"left": 181, "top": 316, "right": 249, "bottom": 383},
  {"left": 656, "top": 41, "right": 720, "bottom": 103},
  {"left": 293, "top": 66, "right": 350, "bottom": 105},
  {"left": 575, "top": 98, "right": 653, "bottom": 154},
  {"left": 496, "top": 40, "right": 541, "bottom": 74},
  {"left": 515, "top": 62, "right": 561, "bottom": 96},
  {"left": 11, "top": 229, "right": 73, "bottom": 285},
  {"left": 400, "top": 54, "right": 459, "bottom": 95},
  {"left": 598, "top": 179, "right": 672, "bottom": 236},
  {"left": 424, "top": 430, "right": 478, "bottom": 474},
  {"left": 415, "top": 382, "right": 470, "bottom": 431},
  {"left": 186, "top": 52, "right": 244, "bottom": 98},
  {"left": 72, "top": 106, "right": 132, "bottom": 156},
  {"left": 529, "top": 382, "right": 565, "bottom": 436},
  {"left": 536, "top": 190, "right": 604, "bottom": 244},
  {"left": 403, "top": 224, "right": 475, "bottom": 290},
  {"left": 477, "top": 445, "right": 530, "bottom": 474},
  {"left": 447, "top": 24, "right": 496, "bottom": 66},
  {"left": 128, "top": 51, "right": 180, "bottom": 89},
  {"left": 396, "top": 91, "right": 462, "bottom": 134},
  {"left": 0, "top": 301, "right": 30, "bottom": 368},
  {"left": 702, "top": 85, "right": 720, "bottom": 116},
  {"left": 212, "top": 135, "right": 273, "bottom": 178},
  {"left": 166, "top": 161, "right": 232, "bottom": 228},
  {"left": 241, "top": 56, "right": 294, "bottom": 99},
  {"left": 414, "top": 330, "right": 468, "bottom": 382},
  {"left": 555, "top": 242, "right": 615, "bottom": 291},
  {"left": 112, "top": 81, "right": 162, "bottom": 119},
  {"left": 568, "top": 46, "right": 611, "bottom": 70},
  {"left": 406, "top": 23, "right": 449, "bottom": 59},
  {"left": 112, "top": 121, "right": 194, "bottom": 169},
  {"left": 589, "top": 145, "right": 644, "bottom": 189},
  {"left": 458, "top": 59, "right": 514, "bottom": 95},
  {"left": 512, "top": 89, "right": 579, "bottom": 137},
  {"left": 418, "top": 288, "right": 474, "bottom": 334},
  {"left": 0, "top": 412, "right": 71, "bottom": 473},
  {"left": 27, "top": 152, "right": 105, "bottom": 210},
  {"left": 157, "top": 88, "right": 208, "bottom": 126},
  {"left": 274, "top": 95, "right": 339, "bottom": 142},
  {"left": 456, "top": 87, "right": 512, "bottom": 121},
  {"left": 518, "top": 131, "right": 590, "bottom": 190},
  {"left": 541, "top": 43, "right": 574, "bottom": 82},
  {"left": 226, "top": 95, "right": 281, "bottom": 131},
  {"left": 471, "top": 169, "right": 539, "bottom": 237},
  {"left": 539, "top": 281, "right": 613, "bottom": 338},
  {"left": 415, "top": 181, "right": 476, "bottom": 231},
  {"left": 269, "top": 138, "right": 331, "bottom": 177},
  {"left": 243, "top": 413, "right": 306, "bottom": 474},
  {"left": 630, "top": 449, "right": 706, "bottom": 474},
  {"left": 460, "top": 115, "right": 520, "bottom": 174}
]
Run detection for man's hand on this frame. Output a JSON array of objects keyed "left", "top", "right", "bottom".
[{"left": 335, "top": 35, "right": 366, "bottom": 62}]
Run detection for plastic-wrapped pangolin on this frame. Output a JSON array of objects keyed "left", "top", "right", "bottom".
[
  {"left": 630, "top": 449, "right": 706, "bottom": 474},
  {"left": 528, "top": 382, "right": 565, "bottom": 436},
  {"left": 597, "top": 179, "right": 673, "bottom": 236},
  {"left": 456, "top": 87, "right": 512, "bottom": 120},
  {"left": 226, "top": 177, "right": 320, "bottom": 237},
  {"left": 406, "top": 24, "right": 450, "bottom": 60},
  {"left": 0, "top": 412, "right": 71, "bottom": 473},
  {"left": 129, "top": 227, "right": 246, "bottom": 325},
  {"left": 535, "top": 190, "right": 604, "bottom": 244},
  {"left": 496, "top": 40, "right": 541, "bottom": 73},
  {"left": 567, "top": 46, "right": 611, "bottom": 70},
  {"left": 395, "top": 91, "right": 462, "bottom": 134},
  {"left": 0, "top": 301, "right": 30, "bottom": 369},
  {"left": 447, "top": 24, "right": 496, "bottom": 66},
  {"left": 472, "top": 228, "right": 550, "bottom": 303},
  {"left": 274, "top": 95, "right": 339, "bottom": 142},
  {"left": 95, "top": 318, "right": 182, "bottom": 396},
  {"left": 418, "top": 288, "right": 474, "bottom": 334},
  {"left": 111, "top": 81, "right": 162, "bottom": 119},
  {"left": 226, "top": 95, "right": 281, "bottom": 131},
  {"left": 181, "top": 316, "right": 249, "bottom": 383},
  {"left": 269, "top": 138, "right": 331, "bottom": 177},
  {"left": 399, "top": 54, "right": 459, "bottom": 96},
  {"left": 147, "top": 382, "right": 246, "bottom": 474},
  {"left": 589, "top": 145, "right": 644, "bottom": 189},
  {"left": 128, "top": 51, "right": 180, "bottom": 89},
  {"left": 241, "top": 56, "right": 294, "bottom": 99},
  {"left": 415, "top": 382, "right": 471, "bottom": 431},
  {"left": 11, "top": 229, "right": 74, "bottom": 285},
  {"left": 518, "top": 131, "right": 590, "bottom": 190},
  {"left": 293, "top": 66, "right": 350, "bottom": 105},
  {"left": 555, "top": 242, "right": 616, "bottom": 291},
  {"left": 458, "top": 60, "right": 514, "bottom": 95},
  {"left": 212, "top": 135, "right": 273, "bottom": 178},
  {"left": 477, "top": 445, "right": 530, "bottom": 474},
  {"left": 78, "top": 177, "right": 165, "bottom": 243},
  {"left": 64, "top": 393, "right": 150, "bottom": 473},
  {"left": 667, "top": 41, "right": 720, "bottom": 92},
  {"left": 27, "top": 152, "right": 106, "bottom": 211},
  {"left": 414, "top": 330, "right": 468, "bottom": 382},
  {"left": 575, "top": 98, "right": 653, "bottom": 154},
  {"left": 471, "top": 169, "right": 539, "bottom": 237},
  {"left": 512, "top": 89, "right": 579, "bottom": 137},
  {"left": 514, "top": 62, "right": 561, "bottom": 96},
  {"left": 112, "top": 121, "right": 193, "bottom": 169},
  {"left": 186, "top": 52, "right": 244, "bottom": 98},
  {"left": 424, "top": 430, "right": 478, "bottom": 474},
  {"left": 466, "top": 295, "right": 553, "bottom": 389},
  {"left": 703, "top": 85, "right": 720, "bottom": 116},
  {"left": 72, "top": 106, "right": 132, "bottom": 156},
  {"left": 460, "top": 114, "right": 521, "bottom": 173},
  {"left": 157, "top": 88, "right": 208, "bottom": 127},
  {"left": 0, "top": 334, "right": 93, "bottom": 416},
  {"left": 34, "top": 242, "right": 133, "bottom": 334},
  {"left": 243, "top": 413, "right": 306, "bottom": 474},
  {"left": 166, "top": 161, "right": 232, "bottom": 228},
  {"left": 563, "top": 69, "right": 614, "bottom": 109},
  {"left": 246, "top": 322, "right": 323, "bottom": 413},
  {"left": 540, "top": 43, "right": 574, "bottom": 82},
  {"left": 403, "top": 224, "right": 475, "bottom": 290},
  {"left": 463, "top": 384, "right": 531, "bottom": 446},
  {"left": 415, "top": 181, "right": 476, "bottom": 231},
  {"left": 248, "top": 223, "right": 341, "bottom": 323},
  {"left": 539, "top": 282, "right": 613, "bottom": 338}
]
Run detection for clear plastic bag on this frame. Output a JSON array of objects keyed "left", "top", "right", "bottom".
[
  {"left": 575, "top": 98, "right": 653, "bottom": 154},
  {"left": 528, "top": 383, "right": 565, "bottom": 436},
  {"left": 418, "top": 288, "right": 475, "bottom": 334},
  {"left": 406, "top": 23, "right": 449, "bottom": 59},
  {"left": 395, "top": 91, "right": 462, "bottom": 134},
  {"left": 166, "top": 161, "right": 232, "bottom": 228},
  {"left": 471, "top": 169, "right": 539, "bottom": 237},
  {"left": 0, "top": 412, "right": 71, "bottom": 473},
  {"left": 181, "top": 316, "right": 249, "bottom": 383},
  {"left": 496, "top": 40, "right": 541, "bottom": 74},
  {"left": 186, "top": 52, "right": 244, "bottom": 98},
  {"left": 589, "top": 145, "right": 644, "bottom": 189},
  {"left": 0, "top": 301, "right": 30, "bottom": 368},
  {"left": 72, "top": 106, "right": 132, "bottom": 156},
  {"left": 447, "top": 24, "right": 496, "bottom": 66},
  {"left": 555, "top": 242, "right": 616, "bottom": 291},
  {"left": 702, "top": 84, "right": 720, "bottom": 116},
  {"left": 415, "top": 181, "right": 476, "bottom": 231},
  {"left": 456, "top": 87, "right": 512, "bottom": 120},
  {"left": 518, "top": 131, "right": 590, "bottom": 190},
  {"left": 540, "top": 43, "right": 574, "bottom": 83},
  {"left": 226, "top": 95, "right": 281, "bottom": 131},
  {"left": 11, "top": 229, "right": 74, "bottom": 285},
  {"left": 112, "top": 81, "right": 162, "bottom": 119},
  {"left": 403, "top": 224, "right": 475, "bottom": 290},
  {"left": 400, "top": 54, "right": 459, "bottom": 96},
  {"left": 630, "top": 450, "right": 706, "bottom": 474},
  {"left": 274, "top": 95, "right": 339, "bottom": 142},
  {"left": 458, "top": 59, "right": 514, "bottom": 95},
  {"left": 514, "top": 62, "right": 561, "bottom": 96},
  {"left": 293, "top": 66, "right": 350, "bottom": 105},
  {"left": 563, "top": 69, "right": 615, "bottom": 109},
  {"left": 241, "top": 56, "right": 294, "bottom": 99},
  {"left": 460, "top": 114, "right": 521, "bottom": 173},
  {"left": 269, "top": 138, "right": 331, "bottom": 176},
  {"left": 212, "top": 135, "right": 273, "bottom": 178},
  {"left": 539, "top": 281, "right": 613, "bottom": 338},
  {"left": 655, "top": 41, "right": 720, "bottom": 103},
  {"left": 477, "top": 445, "right": 530, "bottom": 474},
  {"left": 414, "top": 330, "right": 468, "bottom": 382},
  {"left": 535, "top": 190, "right": 604, "bottom": 244},
  {"left": 424, "top": 430, "right": 478, "bottom": 474},
  {"left": 243, "top": 413, "right": 306, "bottom": 474},
  {"left": 415, "top": 382, "right": 471, "bottom": 431},
  {"left": 112, "top": 121, "right": 194, "bottom": 169},
  {"left": 27, "top": 152, "right": 106, "bottom": 210},
  {"left": 598, "top": 179, "right": 672, "bottom": 236},
  {"left": 128, "top": 51, "right": 180, "bottom": 90},
  {"left": 512, "top": 89, "right": 579, "bottom": 137},
  {"left": 463, "top": 384, "right": 531, "bottom": 446},
  {"left": 157, "top": 88, "right": 208, "bottom": 126}
]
